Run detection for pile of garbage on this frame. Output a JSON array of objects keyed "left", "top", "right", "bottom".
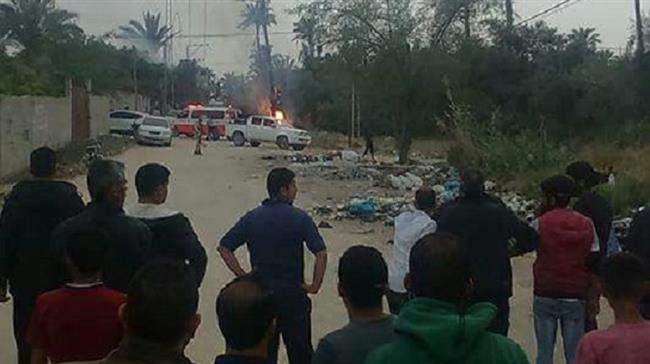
[{"left": 312, "top": 195, "right": 414, "bottom": 226}]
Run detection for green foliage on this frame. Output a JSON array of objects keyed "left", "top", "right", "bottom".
[{"left": 117, "top": 11, "right": 173, "bottom": 59}]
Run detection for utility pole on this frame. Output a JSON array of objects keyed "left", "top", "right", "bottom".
[
  {"left": 506, "top": 0, "right": 514, "bottom": 28},
  {"left": 635, "top": 0, "right": 645, "bottom": 60},
  {"left": 463, "top": 3, "right": 471, "bottom": 39},
  {"left": 349, "top": 84, "right": 356, "bottom": 147},
  {"left": 187, "top": 0, "right": 192, "bottom": 59}
]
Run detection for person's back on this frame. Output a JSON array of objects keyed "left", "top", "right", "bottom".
[
  {"left": 388, "top": 187, "right": 437, "bottom": 314},
  {"left": 53, "top": 160, "right": 152, "bottom": 293},
  {"left": 366, "top": 233, "right": 529, "bottom": 364},
  {"left": 367, "top": 299, "right": 528, "bottom": 364},
  {"left": 129, "top": 164, "right": 207, "bottom": 286},
  {"left": 314, "top": 246, "right": 395, "bottom": 364},
  {"left": 534, "top": 208, "right": 596, "bottom": 298},
  {"left": 436, "top": 170, "right": 538, "bottom": 335},
  {"left": 0, "top": 147, "right": 85, "bottom": 364},
  {"left": 0, "top": 179, "right": 84, "bottom": 296},
  {"left": 27, "top": 227, "right": 125, "bottom": 364},
  {"left": 575, "top": 253, "right": 650, "bottom": 364}
]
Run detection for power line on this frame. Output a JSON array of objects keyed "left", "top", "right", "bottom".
[{"left": 516, "top": 0, "right": 583, "bottom": 26}]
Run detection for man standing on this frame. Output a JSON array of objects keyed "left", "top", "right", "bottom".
[
  {"left": 532, "top": 175, "right": 600, "bottom": 364},
  {"left": 313, "top": 246, "right": 394, "bottom": 364},
  {"left": 128, "top": 163, "right": 207, "bottom": 286},
  {"left": 387, "top": 187, "right": 437, "bottom": 314},
  {"left": 0, "top": 147, "right": 85, "bottom": 364},
  {"left": 626, "top": 206, "right": 650, "bottom": 317},
  {"left": 53, "top": 160, "right": 152, "bottom": 293},
  {"left": 566, "top": 161, "right": 613, "bottom": 332},
  {"left": 218, "top": 168, "right": 328, "bottom": 364},
  {"left": 100, "top": 262, "right": 201, "bottom": 364},
  {"left": 436, "top": 169, "right": 539, "bottom": 336}
]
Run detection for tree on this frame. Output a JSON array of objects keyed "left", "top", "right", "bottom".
[
  {"left": 0, "top": 0, "right": 81, "bottom": 55},
  {"left": 239, "top": 0, "right": 277, "bottom": 104},
  {"left": 117, "top": 11, "right": 172, "bottom": 60}
]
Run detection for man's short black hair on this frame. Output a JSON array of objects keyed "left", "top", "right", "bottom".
[
  {"left": 409, "top": 232, "right": 469, "bottom": 302},
  {"left": 65, "top": 227, "right": 108, "bottom": 276},
  {"left": 566, "top": 161, "right": 607, "bottom": 189},
  {"left": 266, "top": 168, "right": 295, "bottom": 199},
  {"left": 461, "top": 169, "right": 485, "bottom": 198},
  {"left": 601, "top": 252, "right": 647, "bottom": 300},
  {"left": 541, "top": 175, "right": 575, "bottom": 208},
  {"left": 126, "top": 261, "right": 199, "bottom": 346},
  {"left": 87, "top": 160, "right": 126, "bottom": 202},
  {"left": 217, "top": 273, "right": 276, "bottom": 351},
  {"left": 30, "top": 147, "right": 57, "bottom": 178},
  {"left": 339, "top": 246, "right": 388, "bottom": 309},
  {"left": 415, "top": 187, "right": 436, "bottom": 212},
  {"left": 135, "top": 163, "right": 171, "bottom": 197}
]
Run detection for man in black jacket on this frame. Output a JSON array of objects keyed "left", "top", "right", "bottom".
[
  {"left": 566, "top": 161, "right": 613, "bottom": 332},
  {"left": 53, "top": 159, "right": 152, "bottom": 293},
  {"left": 0, "top": 147, "right": 85, "bottom": 364},
  {"left": 128, "top": 163, "right": 207, "bottom": 286},
  {"left": 436, "top": 169, "right": 539, "bottom": 336},
  {"left": 625, "top": 207, "right": 650, "bottom": 318}
]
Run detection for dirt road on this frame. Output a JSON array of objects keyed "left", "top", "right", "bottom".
[{"left": 0, "top": 138, "right": 612, "bottom": 363}]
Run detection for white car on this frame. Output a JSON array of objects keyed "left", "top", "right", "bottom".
[
  {"left": 109, "top": 110, "right": 147, "bottom": 135},
  {"left": 135, "top": 116, "right": 173, "bottom": 146},
  {"left": 225, "top": 115, "right": 312, "bottom": 151}
]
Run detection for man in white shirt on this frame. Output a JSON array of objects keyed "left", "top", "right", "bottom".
[{"left": 387, "top": 187, "right": 437, "bottom": 314}]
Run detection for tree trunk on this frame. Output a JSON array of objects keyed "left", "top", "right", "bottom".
[
  {"left": 398, "top": 121, "right": 412, "bottom": 165},
  {"left": 463, "top": 5, "right": 471, "bottom": 39},
  {"left": 506, "top": 0, "right": 514, "bottom": 28},
  {"left": 636, "top": 0, "right": 645, "bottom": 60},
  {"left": 260, "top": 0, "right": 275, "bottom": 107}
]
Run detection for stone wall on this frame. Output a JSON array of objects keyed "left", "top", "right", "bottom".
[{"left": 0, "top": 96, "right": 71, "bottom": 178}]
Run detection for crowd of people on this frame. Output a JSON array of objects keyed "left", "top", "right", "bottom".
[{"left": 0, "top": 146, "right": 649, "bottom": 364}]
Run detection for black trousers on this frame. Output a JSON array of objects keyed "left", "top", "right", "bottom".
[
  {"left": 12, "top": 294, "right": 36, "bottom": 364},
  {"left": 269, "top": 294, "right": 313, "bottom": 364}
]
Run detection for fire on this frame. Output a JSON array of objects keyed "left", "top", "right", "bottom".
[{"left": 275, "top": 110, "right": 285, "bottom": 120}]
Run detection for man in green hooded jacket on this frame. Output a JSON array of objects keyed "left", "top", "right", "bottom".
[{"left": 366, "top": 232, "right": 530, "bottom": 364}]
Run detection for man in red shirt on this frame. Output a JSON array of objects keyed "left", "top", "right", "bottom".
[
  {"left": 532, "top": 175, "right": 600, "bottom": 364},
  {"left": 27, "top": 227, "right": 125, "bottom": 364}
]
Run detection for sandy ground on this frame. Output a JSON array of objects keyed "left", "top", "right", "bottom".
[{"left": 0, "top": 138, "right": 613, "bottom": 363}]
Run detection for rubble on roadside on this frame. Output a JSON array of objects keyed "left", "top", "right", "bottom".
[{"left": 287, "top": 150, "right": 638, "bottom": 235}]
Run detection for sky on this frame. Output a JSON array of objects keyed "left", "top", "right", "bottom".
[{"left": 56, "top": 0, "right": 648, "bottom": 74}]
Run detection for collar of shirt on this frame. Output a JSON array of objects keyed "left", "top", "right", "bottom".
[
  {"left": 127, "top": 203, "right": 178, "bottom": 219},
  {"left": 262, "top": 198, "right": 293, "bottom": 207},
  {"left": 109, "top": 336, "right": 194, "bottom": 364},
  {"left": 65, "top": 282, "right": 104, "bottom": 289},
  {"left": 87, "top": 201, "right": 125, "bottom": 215}
]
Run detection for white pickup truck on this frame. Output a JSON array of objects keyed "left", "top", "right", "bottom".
[{"left": 225, "top": 115, "right": 312, "bottom": 151}]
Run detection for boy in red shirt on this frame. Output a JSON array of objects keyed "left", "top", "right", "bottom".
[
  {"left": 575, "top": 252, "right": 650, "bottom": 364},
  {"left": 27, "top": 227, "right": 125, "bottom": 364}
]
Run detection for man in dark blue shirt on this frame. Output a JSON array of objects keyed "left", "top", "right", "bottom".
[{"left": 218, "top": 168, "right": 328, "bottom": 364}]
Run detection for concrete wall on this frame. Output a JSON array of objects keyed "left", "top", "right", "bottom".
[
  {"left": 89, "top": 95, "right": 111, "bottom": 138},
  {"left": 0, "top": 96, "right": 72, "bottom": 178}
]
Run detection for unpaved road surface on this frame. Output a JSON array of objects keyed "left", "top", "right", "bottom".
[{"left": 0, "top": 138, "right": 612, "bottom": 363}]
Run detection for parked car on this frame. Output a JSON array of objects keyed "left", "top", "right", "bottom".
[
  {"left": 109, "top": 110, "right": 147, "bottom": 135},
  {"left": 135, "top": 116, "right": 173, "bottom": 146},
  {"left": 172, "top": 106, "right": 237, "bottom": 140},
  {"left": 225, "top": 115, "right": 312, "bottom": 151}
]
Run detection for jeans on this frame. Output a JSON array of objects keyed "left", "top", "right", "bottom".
[
  {"left": 534, "top": 296, "right": 585, "bottom": 364},
  {"left": 269, "top": 293, "right": 313, "bottom": 364}
]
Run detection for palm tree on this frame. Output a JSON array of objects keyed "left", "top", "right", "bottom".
[
  {"left": 118, "top": 11, "right": 172, "bottom": 59},
  {"left": 568, "top": 27, "right": 601, "bottom": 51},
  {"left": 239, "top": 0, "right": 277, "bottom": 107},
  {"left": 0, "top": 0, "right": 80, "bottom": 53}
]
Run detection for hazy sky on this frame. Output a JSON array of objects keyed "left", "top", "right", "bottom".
[{"left": 56, "top": 0, "right": 647, "bottom": 74}]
